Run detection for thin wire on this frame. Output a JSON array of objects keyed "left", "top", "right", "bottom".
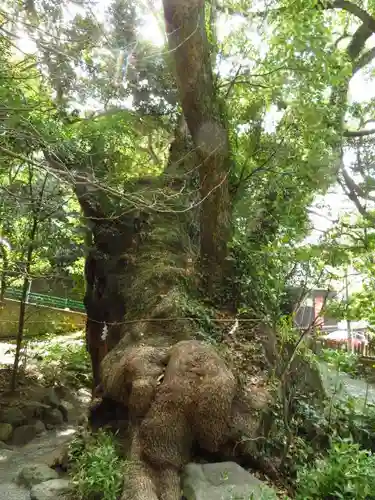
[{"left": 0, "top": 316, "right": 259, "bottom": 324}]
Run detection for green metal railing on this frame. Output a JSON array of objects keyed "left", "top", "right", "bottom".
[{"left": 4, "top": 288, "right": 85, "bottom": 313}]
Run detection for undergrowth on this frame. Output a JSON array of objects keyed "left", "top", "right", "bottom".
[
  {"left": 318, "top": 347, "right": 359, "bottom": 376},
  {"left": 296, "top": 439, "right": 375, "bottom": 499},
  {"left": 35, "top": 340, "right": 91, "bottom": 388},
  {"left": 260, "top": 333, "right": 375, "bottom": 499},
  {"left": 68, "top": 429, "right": 125, "bottom": 500},
  {"left": 178, "top": 292, "right": 219, "bottom": 340},
  {"left": 266, "top": 389, "right": 375, "bottom": 477},
  {"left": 28, "top": 338, "right": 92, "bottom": 388}
]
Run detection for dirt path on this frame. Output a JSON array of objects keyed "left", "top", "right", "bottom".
[
  {"left": 0, "top": 425, "right": 79, "bottom": 499},
  {"left": 0, "top": 338, "right": 90, "bottom": 500}
]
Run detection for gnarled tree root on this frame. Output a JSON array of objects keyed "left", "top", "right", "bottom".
[{"left": 99, "top": 339, "right": 239, "bottom": 500}]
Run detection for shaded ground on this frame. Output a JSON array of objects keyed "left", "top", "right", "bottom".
[
  {"left": 0, "top": 425, "right": 79, "bottom": 499},
  {"left": 0, "top": 382, "right": 90, "bottom": 500}
]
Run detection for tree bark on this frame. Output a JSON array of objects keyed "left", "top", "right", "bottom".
[
  {"left": 83, "top": 215, "right": 138, "bottom": 390},
  {"left": 162, "top": 0, "right": 233, "bottom": 300}
]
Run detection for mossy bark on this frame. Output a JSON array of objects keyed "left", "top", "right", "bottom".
[{"left": 82, "top": 120, "right": 198, "bottom": 391}]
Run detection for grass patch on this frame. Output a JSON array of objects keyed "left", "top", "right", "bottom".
[
  {"left": 69, "top": 429, "right": 126, "bottom": 500},
  {"left": 318, "top": 348, "right": 359, "bottom": 376}
]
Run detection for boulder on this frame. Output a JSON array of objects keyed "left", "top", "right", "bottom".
[
  {"left": 60, "top": 401, "right": 74, "bottom": 413},
  {"left": 0, "top": 422, "right": 13, "bottom": 441},
  {"left": 0, "top": 407, "right": 26, "bottom": 427},
  {"left": 33, "top": 420, "right": 46, "bottom": 435},
  {"left": 39, "top": 443, "right": 69, "bottom": 469},
  {"left": 30, "top": 479, "right": 72, "bottom": 500},
  {"left": 77, "top": 413, "right": 88, "bottom": 426},
  {"left": 12, "top": 424, "right": 38, "bottom": 446},
  {"left": 17, "top": 464, "right": 59, "bottom": 487},
  {"left": 21, "top": 401, "right": 51, "bottom": 420},
  {"left": 41, "top": 388, "right": 61, "bottom": 409},
  {"left": 59, "top": 400, "right": 74, "bottom": 422},
  {"left": 182, "top": 462, "right": 278, "bottom": 500},
  {"left": 0, "top": 440, "right": 12, "bottom": 449},
  {"left": 43, "top": 408, "right": 64, "bottom": 427}
]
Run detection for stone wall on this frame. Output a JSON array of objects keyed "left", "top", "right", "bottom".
[{"left": 0, "top": 299, "right": 86, "bottom": 339}]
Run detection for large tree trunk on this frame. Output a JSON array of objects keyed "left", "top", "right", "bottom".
[
  {"left": 78, "top": 125, "right": 324, "bottom": 500},
  {"left": 81, "top": 119, "right": 199, "bottom": 393},
  {"left": 79, "top": 126, "right": 235, "bottom": 500}
]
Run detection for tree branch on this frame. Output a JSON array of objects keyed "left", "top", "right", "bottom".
[
  {"left": 43, "top": 151, "right": 110, "bottom": 221},
  {"left": 340, "top": 168, "right": 375, "bottom": 223},
  {"left": 347, "top": 23, "right": 373, "bottom": 60},
  {"left": 326, "top": 1, "right": 375, "bottom": 70},
  {"left": 326, "top": 1, "right": 375, "bottom": 34},
  {"left": 344, "top": 128, "right": 375, "bottom": 137},
  {"left": 353, "top": 46, "right": 375, "bottom": 73}
]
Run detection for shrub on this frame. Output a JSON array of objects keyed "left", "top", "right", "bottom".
[
  {"left": 319, "top": 348, "right": 359, "bottom": 376},
  {"left": 296, "top": 439, "right": 375, "bottom": 499},
  {"left": 264, "top": 389, "right": 375, "bottom": 484},
  {"left": 329, "top": 397, "right": 375, "bottom": 452},
  {"left": 69, "top": 429, "right": 125, "bottom": 500}
]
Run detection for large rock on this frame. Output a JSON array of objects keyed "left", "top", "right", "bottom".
[
  {"left": 0, "top": 440, "right": 12, "bottom": 449},
  {"left": 21, "top": 401, "right": 51, "bottom": 420},
  {"left": 0, "top": 407, "right": 26, "bottom": 427},
  {"left": 42, "top": 408, "right": 63, "bottom": 427},
  {"left": 182, "top": 462, "right": 278, "bottom": 500},
  {"left": 41, "top": 388, "right": 61, "bottom": 409},
  {"left": 38, "top": 443, "right": 69, "bottom": 470},
  {"left": 17, "top": 464, "right": 59, "bottom": 487},
  {"left": 30, "top": 479, "right": 72, "bottom": 500},
  {"left": 33, "top": 420, "right": 46, "bottom": 435},
  {"left": 12, "top": 424, "right": 38, "bottom": 446},
  {"left": 0, "top": 423, "right": 13, "bottom": 441},
  {"left": 0, "top": 447, "right": 14, "bottom": 463},
  {"left": 58, "top": 401, "right": 74, "bottom": 422}
]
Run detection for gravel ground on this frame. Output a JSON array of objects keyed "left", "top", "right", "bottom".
[{"left": 0, "top": 482, "right": 30, "bottom": 500}]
